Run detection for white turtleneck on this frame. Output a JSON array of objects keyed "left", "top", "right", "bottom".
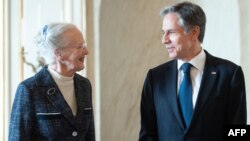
[{"left": 48, "top": 66, "right": 77, "bottom": 116}]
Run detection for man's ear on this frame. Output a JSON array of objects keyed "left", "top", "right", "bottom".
[{"left": 191, "top": 26, "right": 200, "bottom": 41}]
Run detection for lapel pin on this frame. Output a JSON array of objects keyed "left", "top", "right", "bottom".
[{"left": 47, "top": 87, "right": 56, "bottom": 95}]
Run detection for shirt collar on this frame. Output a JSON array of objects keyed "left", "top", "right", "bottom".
[{"left": 178, "top": 49, "right": 206, "bottom": 71}]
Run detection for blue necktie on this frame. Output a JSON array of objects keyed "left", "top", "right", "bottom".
[{"left": 179, "top": 63, "right": 193, "bottom": 128}]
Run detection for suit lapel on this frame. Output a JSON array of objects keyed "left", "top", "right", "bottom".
[
  {"left": 35, "top": 67, "right": 77, "bottom": 128},
  {"left": 45, "top": 84, "right": 76, "bottom": 122},
  {"left": 74, "top": 75, "right": 92, "bottom": 126},
  {"left": 164, "top": 61, "right": 185, "bottom": 129},
  {"left": 191, "top": 52, "right": 219, "bottom": 125}
]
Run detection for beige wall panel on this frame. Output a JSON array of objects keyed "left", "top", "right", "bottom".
[{"left": 99, "top": 0, "right": 171, "bottom": 140}]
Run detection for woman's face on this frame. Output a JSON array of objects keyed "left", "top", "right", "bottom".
[{"left": 56, "top": 28, "right": 88, "bottom": 76}]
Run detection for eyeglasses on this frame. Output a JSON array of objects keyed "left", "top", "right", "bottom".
[
  {"left": 63, "top": 43, "right": 87, "bottom": 51},
  {"left": 81, "top": 42, "right": 87, "bottom": 48},
  {"left": 71, "top": 42, "right": 87, "bottom": 49}
]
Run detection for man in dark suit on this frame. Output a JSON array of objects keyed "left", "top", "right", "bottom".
[{"left": 139, "top": 2, "right": 247, "bottom": 141}]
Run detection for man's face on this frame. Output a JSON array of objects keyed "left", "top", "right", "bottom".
[{"left": 162, "top": 13, "right": 194, "bottom": 61}]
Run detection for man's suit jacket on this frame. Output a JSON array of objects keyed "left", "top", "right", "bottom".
[
  {"left": 139, "top": 51, "right": 246, "bottom": 141},
  {"left": 9, "top": 66, "right": 95, "bottom": 141}
]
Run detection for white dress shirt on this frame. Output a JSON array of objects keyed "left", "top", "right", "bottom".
[{"left": 177, "top": 49, "right": 206, "bottom": 108}]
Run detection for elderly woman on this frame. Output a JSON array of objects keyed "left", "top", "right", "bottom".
[{"left": 9, "top": 23, "right": 95, "bottom": 141}]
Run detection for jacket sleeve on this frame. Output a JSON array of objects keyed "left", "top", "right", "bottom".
[
  {"left": 139, "top": 70, "right": 158, "bottom": 141},
  {"left": 226, "top": 66, "right": 247, "bottom": 124},
  {"left": 85, "top": 79, "right": 96, "bottom": 141},
  {"left": 85, "top": 106, "right": 96, "bottom": 141},
  {"left": 9, "top": 83, "right": 34, "bottom": 141}
]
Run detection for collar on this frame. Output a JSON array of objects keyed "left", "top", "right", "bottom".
[
  {"left": 178, "top": 49, "right": 206, "bottom": 71},
  {"left": 48, "top": 66, "right": 74, "bottom": 80}
]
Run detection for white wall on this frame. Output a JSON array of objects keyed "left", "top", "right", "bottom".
[{"left": 201, "top": 0, "right": 241, "bottom": 64}]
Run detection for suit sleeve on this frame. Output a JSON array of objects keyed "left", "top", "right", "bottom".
[
  {"left": 9, "top": 83, "right": 34, "bottom": 141},
  {"left": 139, "top": 70, "right": 158, "bottom": 141},
  {"left": 226, "top": 66, "right": 247, "bottom": 124}
]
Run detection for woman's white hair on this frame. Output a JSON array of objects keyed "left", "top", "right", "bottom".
[{"left": 34, "top": 23, "right": 78, "bottom": 65}]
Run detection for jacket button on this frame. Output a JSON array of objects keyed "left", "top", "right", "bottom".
[{"left": 72, "top": 131, "right": 78, "bottom": 137}]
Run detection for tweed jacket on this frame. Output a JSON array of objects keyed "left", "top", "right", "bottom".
[{"left": 9, "top": 66, "right": 95, "bottom": 141}]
